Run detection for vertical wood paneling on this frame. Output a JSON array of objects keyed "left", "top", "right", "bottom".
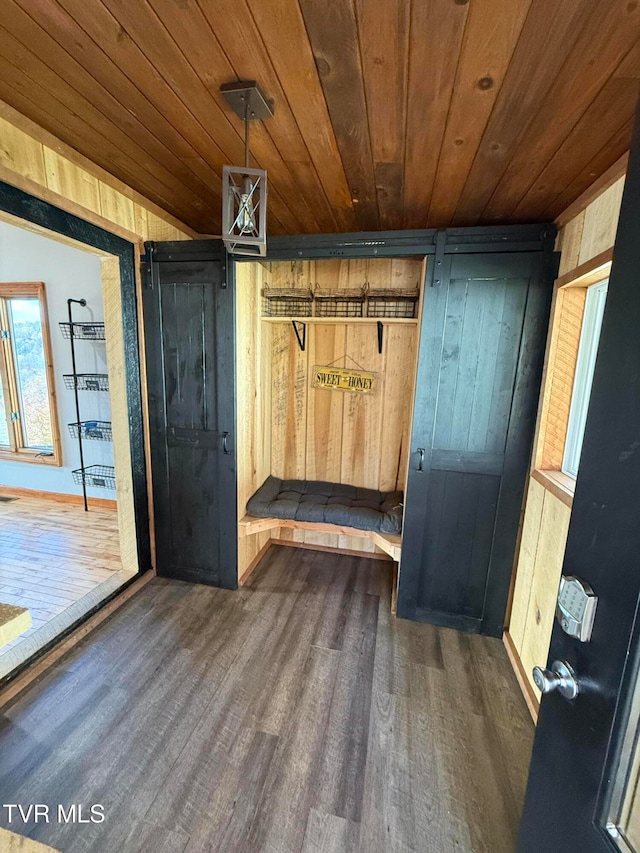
[
  {"left": 101, "top": 256, "right": 138, "bottom": 576},
  {"left": 378, "top": 324, "right": 416, "bottom": 492},
  {"left": 306, "top": 325, "right": 346, "bottom": 482},
  {"left": 518, "top": 490, "right": 571, "bottom": 699},
  {"left": 271, "top": 324, "right": 308, "bottom": 480},
  {"left": 578, "top": 177, "right": 627, "bottom": 264},
  {"left": 508, "top": 478, "right": 545, "bottom": 651}
]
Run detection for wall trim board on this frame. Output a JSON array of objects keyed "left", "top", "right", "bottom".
[
  {"left": 504, "top": 629, "right": 539, "bottom": 723},
  {"left": 238, "top": 540, "right": 273, "bottom": 587},
  {"left": 555, "top": 247, "right": 613, "bottom": 290},
  {"left": 0, "top": 484, "right": 117, "bottom": 509},
  {"left": 556, "top": 153, "right": 629, "bottom": 228},
  {"left": 271, "top": 538, "right": 393, "bottom": 562},
  {"left": 0, "top": 570, "right": 156, "bottom": 709},
  {"left": 0, "top": 180, "right": 152, "bottom": 596},
  {"left": 531, "top": 469, "right": 574, "bottom": 509}
]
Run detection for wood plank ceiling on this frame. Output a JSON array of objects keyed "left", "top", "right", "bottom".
[{"left": 0, "top": 0, "right": 639, "bottom": 235}]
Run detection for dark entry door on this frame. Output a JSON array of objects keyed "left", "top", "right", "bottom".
[
  {"left": 143, "top": 241, "right": 237, "bottom": 587},
  {"left": 398, "top": 250, "right": 552, "bottom": 635},
  {"left": 518, "top": 113, "right": 640, "bottom": 853}
]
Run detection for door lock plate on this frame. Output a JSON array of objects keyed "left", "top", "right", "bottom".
[{"left": 556, "top": 575, "right": 598, "bottom": 642}]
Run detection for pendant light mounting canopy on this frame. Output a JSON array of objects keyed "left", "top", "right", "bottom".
[{"left": 220, "top": 81, "right": 274, "bottom": 121}]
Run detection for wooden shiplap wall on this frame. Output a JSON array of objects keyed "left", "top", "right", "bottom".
[
  {"left": 506, "top": 171, "right": 626, "bottom": 719},
  {"left": 236, "top": 258, "right": 422, "bottom": 575}
]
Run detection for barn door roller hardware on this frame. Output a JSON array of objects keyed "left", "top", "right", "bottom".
[{"left": 220, "top": 81, "right": 274, "bottom": 257}]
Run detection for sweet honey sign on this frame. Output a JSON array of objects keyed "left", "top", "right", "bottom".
[{"left": 313, "top": 365, "right": 378, "bottom": 394}]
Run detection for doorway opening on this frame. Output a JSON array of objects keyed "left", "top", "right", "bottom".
[{"left": 0, "top": 201, "right": 150, "bottom": 680}]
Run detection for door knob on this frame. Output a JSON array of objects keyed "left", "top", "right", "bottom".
[{"left": 532, "top": 659, "right": 579, "bottom": 700}]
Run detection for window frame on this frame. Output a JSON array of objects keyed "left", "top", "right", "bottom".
[
  {"left": 562, "top": 279, "right": 609, "bottom": 479},
  {"left": 0, "top": 281, "right": 62, "bottom": 466}
]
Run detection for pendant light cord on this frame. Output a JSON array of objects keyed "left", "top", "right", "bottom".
[{"left": 244, "top": 99, "right": 251, "bottom": 169}]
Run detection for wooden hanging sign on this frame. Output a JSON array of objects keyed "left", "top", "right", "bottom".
[{"left": 313, "top": 365, "right": 378, "bottom": 394}]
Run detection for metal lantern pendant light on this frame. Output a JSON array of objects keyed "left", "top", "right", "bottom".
[{"left": 220, "top": 81, "right": 274, "bottom": 256}]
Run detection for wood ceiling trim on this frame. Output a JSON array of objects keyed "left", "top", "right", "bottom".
[
  {"left": 402, "top": 0, "right": 469, "bottom": 230},
  {"left": 298, "top": 0, "right": 379, "bottom": 231},
  {"left": 453, "top": 0, "right": 587, "bottom": 226},
  {"left": 196, "top": 0, "right": 341, "bottom": 234},
  {"left": 481, "top": 0, "right": 640, "bottom": 223},
  {"left": 427, "top": 0, "right": 533, "bottom": 227},
  {"left": 248, "top": 0, "right": 356, "bottom": 232}
]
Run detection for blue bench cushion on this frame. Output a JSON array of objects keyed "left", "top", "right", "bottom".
[{"left": 246, "top": 476, "right": 404, "bottom": 535}]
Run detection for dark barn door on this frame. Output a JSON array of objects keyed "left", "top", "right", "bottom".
[
  {"left": 398, "top": 250, "right": 553, "bottom": 635},
  {"left": 143, "top": 241, "right": 237, "bottom": 587}
]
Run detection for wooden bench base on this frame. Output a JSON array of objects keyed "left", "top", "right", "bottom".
[{"left": 238, "top": 514, "right": 402, "bottom": 562}]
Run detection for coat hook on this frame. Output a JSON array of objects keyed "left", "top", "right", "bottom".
[
  {"left": 377, "top": 321, "right": 384, "bottom": 355},
  {"left": 292, "top": 319, "right": 306, "bottom": 352}
]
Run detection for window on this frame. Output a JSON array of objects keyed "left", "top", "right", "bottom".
[
  {"left": 562, "top": 279, "right": 608, "bottom": 479},
  {"left": 0, "top": 282, "right": 61, "bottom": 465}
]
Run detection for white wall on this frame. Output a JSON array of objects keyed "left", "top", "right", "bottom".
[{"left": 0, "top": 220, "right": 115, "bottom": 498}]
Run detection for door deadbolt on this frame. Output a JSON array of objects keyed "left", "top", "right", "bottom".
[{"left": 532, "top": 659, "right": 579, "bottom": 700}]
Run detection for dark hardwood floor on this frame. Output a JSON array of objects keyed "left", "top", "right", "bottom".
[{"left": 0, "top": 545, "right": 534, "bottom": 852}]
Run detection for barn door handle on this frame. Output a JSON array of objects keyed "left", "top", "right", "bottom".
[
  {"left": 222, "top": 431, "right": 230, "bottom": 454},
  {"left": 416, "top": 448, "right": 425, "bottom": 472}
]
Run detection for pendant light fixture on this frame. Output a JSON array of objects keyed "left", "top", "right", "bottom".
[{"left": 220, "top": 81, "right": 274, "bottom": 256}]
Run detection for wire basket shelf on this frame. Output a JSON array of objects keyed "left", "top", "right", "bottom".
[
  {"left": 262, "top": 287, "right": 313, "bottom": 317},
  {"left": 59, "top": 322, "right": 106, "bottom": 340},
  {"left": 314, "top": 287, "right": 366, "bottom": 318},
  {"left": 63, "top": 373, "right": 109, "bottom": 392},
  {"left": 72, "top": 465, "right": 116, "bottom": 490},
  {"left": 366, "top": 289, "right": 419, "bottom": 319},
  {"left": 68, "top": 421, "right": 113, "bottom": 442}
]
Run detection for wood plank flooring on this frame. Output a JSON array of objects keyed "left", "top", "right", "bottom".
[
  {"left": 0, "top": 545, "right": 534, "bottom": 852},
  {"left": 0, "top": 495, "right": 132, "bottom": 677}
]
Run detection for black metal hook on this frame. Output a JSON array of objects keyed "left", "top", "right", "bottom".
[{"left": 377, "top": 321, "right": 384, "bottom": 355}]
